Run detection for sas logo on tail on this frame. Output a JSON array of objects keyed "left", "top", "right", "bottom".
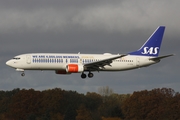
[{"left": 141, "top": 47, "right": 159, "bottom": 55}]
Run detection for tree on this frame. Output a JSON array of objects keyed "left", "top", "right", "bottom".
[
  {"left": 98, "top": 86, "right": 113, "bottom": 97},
  {"left": 76, "top": 104, "right": 92, "bottom": 120},
  {"left": 7, "top": 89, "right": 42, "bottom": 119},
  {"left": 85, "top": 92, "right": 102, "bottom": 111},
  {"left": 122, "top": 88, "right": 180, "bottom": 119}
]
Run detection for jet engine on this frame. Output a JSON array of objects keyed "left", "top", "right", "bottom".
[
  {"left": 55, "top": 64, "right": 84, "bottom": 74},
  {"left": 66, "top": 64, "right": 84, "bottom": 73}
]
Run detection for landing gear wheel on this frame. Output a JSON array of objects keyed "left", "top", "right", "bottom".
[
  {"left": 88, "top": 72, "right": 94, "bottom": 78},
  {"left": 21, "top": 73, "right": 25, "bottom": 76},
  {"left": 81, "top": 73, "right": 86, "bottom": 79}
]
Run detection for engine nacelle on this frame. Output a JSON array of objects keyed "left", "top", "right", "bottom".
[
  {"left": 55, "top": 70, "right": 71, "bottom": 74},
  {"left": 66, "top": 64, "right": 84, "bottom": 73}
]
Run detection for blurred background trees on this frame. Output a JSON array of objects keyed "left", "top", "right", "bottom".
[{"left": 0, "top": 87, "right": 179, "bottom": 120}]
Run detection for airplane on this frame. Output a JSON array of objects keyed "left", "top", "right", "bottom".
[{"left": 6, "top": 26, "right": 173, "bottom": 79}]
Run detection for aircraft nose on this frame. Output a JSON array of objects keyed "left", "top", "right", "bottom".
[{"left": 6, "top": 60, "right": 11, "bottom": 66}]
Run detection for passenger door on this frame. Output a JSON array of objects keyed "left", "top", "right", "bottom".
[{"left": 26, "top": 55, "right": 31, "bottom": 64}]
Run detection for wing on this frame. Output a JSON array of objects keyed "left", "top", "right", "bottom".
[{"left": 83, "top": 54, "right": 127, "bottom": 71}]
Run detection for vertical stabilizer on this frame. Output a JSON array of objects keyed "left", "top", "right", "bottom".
[{"left": 129, "top": 26, "right": 165, "bottom": 57}]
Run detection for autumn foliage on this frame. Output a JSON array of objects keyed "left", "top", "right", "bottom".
[{"left": 0, "top": 87, "right": 179, "bottom": 120}]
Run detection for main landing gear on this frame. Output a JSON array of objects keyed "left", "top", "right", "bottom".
[{"left": 81, "top": 72, "right": 94, "bottom": 79}]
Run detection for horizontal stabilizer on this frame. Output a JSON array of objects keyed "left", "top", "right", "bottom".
[{"left": 149, "top": 54, "right": 174, "bottom": 61}]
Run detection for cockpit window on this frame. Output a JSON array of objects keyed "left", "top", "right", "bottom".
[{"left": 13, "top": 57, "right": 20, "bottom": 60}]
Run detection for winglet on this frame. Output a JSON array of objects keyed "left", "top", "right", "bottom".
[{"left": 129, "top": 26, "right": 165, "bottom": 57}]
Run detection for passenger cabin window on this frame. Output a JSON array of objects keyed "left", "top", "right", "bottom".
[{"left": 32, "top": 58, "right": 64, "bottom": 63}]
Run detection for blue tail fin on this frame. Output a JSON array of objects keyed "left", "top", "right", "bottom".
[{"left": 129, "top": 26, "right": 165, "bottom": 57}]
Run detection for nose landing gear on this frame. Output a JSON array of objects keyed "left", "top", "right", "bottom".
[
  {"left": 21, "top": 72, "right": 25, "bottom": 76},
  {"left": 16, "top": 69, "right": 25, "bottom": 77}
]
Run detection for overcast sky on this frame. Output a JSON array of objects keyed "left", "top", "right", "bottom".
[{"left": 0, "top": 0, "right": 179, "bottom": 94}]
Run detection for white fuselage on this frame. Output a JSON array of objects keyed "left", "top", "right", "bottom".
[{"left": 6, "top": 53, "right": 157, "bottom": 72}]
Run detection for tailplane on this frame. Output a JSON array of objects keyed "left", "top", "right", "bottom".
[{"left": 129, "top": 26, "right": 165, "bottom": 57}]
